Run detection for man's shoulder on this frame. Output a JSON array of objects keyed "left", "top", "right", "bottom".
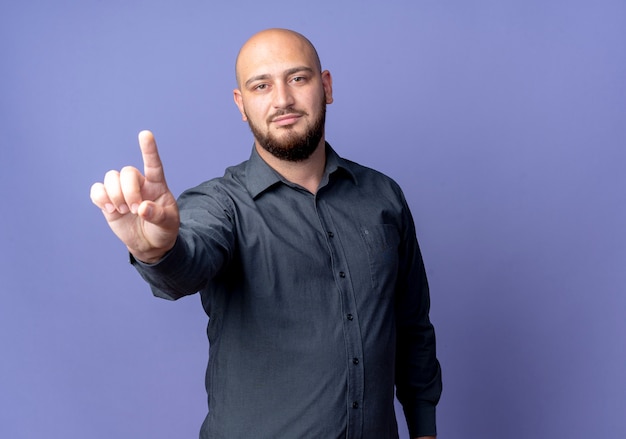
[
  {"left": 339, "top": 156, "right": 403, "bottom": 193},
  {"left": 177, "top": 156, "right": 268, "bottom": 206},
  {"left": 187, "top": 158, "right": 251, "bottom": 190}
]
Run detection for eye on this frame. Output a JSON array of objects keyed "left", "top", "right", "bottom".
[
  {"left": 254, "top": 83, "right": 268, "bottom": 90},
  {"left": 291, "top": 76, "right": 307, "bottom": 84}
]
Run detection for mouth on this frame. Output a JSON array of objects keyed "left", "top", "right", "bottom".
[{"left": 270, "top": 112, "right": 304, "bottom": 127}]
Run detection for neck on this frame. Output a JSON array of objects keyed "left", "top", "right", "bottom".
[{"left": 255, "top": 140, "right": 326, "bottom": 194}]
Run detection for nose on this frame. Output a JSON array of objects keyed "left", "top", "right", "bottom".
[{"left": 272, "top": 82, "right": 295, "bottom": 109}]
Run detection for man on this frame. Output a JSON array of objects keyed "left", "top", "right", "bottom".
[{"left": 90, "top": 28, "right": 442, "bottom": 439}]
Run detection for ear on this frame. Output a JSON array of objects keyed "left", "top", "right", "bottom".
[
  {"left": 233, "top": 89, "right": 248, "bottom": 121},
  {"left": 321, "top": 70, "right": 333, "bottom": 104}
]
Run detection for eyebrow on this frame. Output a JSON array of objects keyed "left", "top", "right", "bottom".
[{"left": 244, "top": 66, "right": 315, "bottom": 88}]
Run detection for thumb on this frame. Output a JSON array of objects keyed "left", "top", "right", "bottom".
[
  {"left": 137, "top": 200, "right": 170, "bottom": 226},
  {"left": 137, "top": 199, "right": 179, "bottom": 233}
]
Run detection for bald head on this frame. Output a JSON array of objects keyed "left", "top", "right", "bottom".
[{"left": 235, "top": 29, "right": 322, "bottom": 88}]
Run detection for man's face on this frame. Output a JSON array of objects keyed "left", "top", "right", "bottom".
[{"left": 234, "top": 31, "right": 333, "bottom": 162}]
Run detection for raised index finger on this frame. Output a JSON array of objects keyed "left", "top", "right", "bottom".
[{"left": 138, "top": 130, "right": 166, "bottom": 183}]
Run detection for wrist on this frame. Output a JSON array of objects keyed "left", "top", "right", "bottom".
[{"left": 128, "top": 242, "right": 175, "bottom": 265}]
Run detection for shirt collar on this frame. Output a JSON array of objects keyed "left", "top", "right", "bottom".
[{"left": 244, "top": 142, "right": 357, "bottom": 199}]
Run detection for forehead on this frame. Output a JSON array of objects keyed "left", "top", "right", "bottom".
[{"left": 236, "top": 32, "right": 320, "bottom": 84}]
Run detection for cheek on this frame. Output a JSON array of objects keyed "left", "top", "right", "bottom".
[
  {"left": 309, "top": 95, "right": 326, "bottom": 115},
  {"left": 243, "top": 99, "right": 269, "bottom": 122}
]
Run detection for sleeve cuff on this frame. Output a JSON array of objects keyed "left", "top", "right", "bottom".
[
  {"left": 404, "top": 403, "right": 437, "bottom": 438},
  {"left": 128, "top": 237, "right": 191, "bottom": 300}
]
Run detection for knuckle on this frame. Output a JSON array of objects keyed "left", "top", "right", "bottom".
[
  {"left": 89, "top": 184, "right": 104, "bottom": 203},
  {"left": 104, "top": 169, "right": 120, "bottom": 179},
  {"left": 90, "top": 182, "right": 102, "bottom": 194},
  {"left": 120, "top": 166, "right": 143, "bottom": 187}
]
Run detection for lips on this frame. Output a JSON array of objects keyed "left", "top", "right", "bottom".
[
  {"left": 272, "top": 115, "right": 301, "bottom": 126},
  {"left": 269, "top": 111, "right": 306, "bottom": 127}
]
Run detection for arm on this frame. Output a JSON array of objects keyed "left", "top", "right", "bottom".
[
  {"left": 92, "top": 131, "right": 235, "bottom": 300},
  {"left": 395, "top": 195, "right": 442, "bottom": 438},
  {"left": 130, "top": 181, "right": 237, "bottom": 300}
]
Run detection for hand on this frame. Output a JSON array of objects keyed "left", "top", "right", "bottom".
[{"left": 90, "top": 130, "right": 180, "bottom": 263}]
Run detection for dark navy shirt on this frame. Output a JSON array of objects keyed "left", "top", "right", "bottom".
[{"left": 133, "top": 144, "right": 442, "bottom": 438}]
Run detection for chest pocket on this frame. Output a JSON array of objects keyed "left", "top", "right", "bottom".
[{"left": 359, "top": 224, "right": 400, "bottom": 294}]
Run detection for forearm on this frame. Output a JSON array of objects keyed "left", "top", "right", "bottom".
[
  {"left": 396, "top": 299, "right": 442, "bottom": 436},
  {"left": 131, "top": 186, "right": 236, "bottom": 299},
  {"left": 131, "top": 235, "right": 202, "bottom": 299},
  {"left": 131, "top": 227, "right": 228, "bottom": 300}
]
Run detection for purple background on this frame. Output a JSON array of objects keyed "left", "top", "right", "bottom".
[{"left": 2, "top": 1, "right": 625, "bottom": 438}]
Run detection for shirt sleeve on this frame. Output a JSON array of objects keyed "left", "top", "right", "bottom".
[
  {"left": 130, "top": 182, "right": 236, "bottom": 300},
  {"left": 394, "top": 192, "right": 443, "bottom": 438}
]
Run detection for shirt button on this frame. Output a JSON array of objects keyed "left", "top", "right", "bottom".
[
  {"left": 328, "top": 231, "right": 334, "bottom": 238},
  {"left": 352, "top": 401, "right": 359, "bottom": 409},
  {"left": 352, "top": 358, "right": 359, "bottom": 365},
  {"left": 339, "top": 272, "right": 346, "bottom": 278},
  {"left": 347, "top": 314, "right": 354, "bottom": 321}
]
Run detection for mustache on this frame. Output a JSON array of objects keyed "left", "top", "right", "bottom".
[{"left": 267, "top": 108, "right": 308, "bottom": 123}]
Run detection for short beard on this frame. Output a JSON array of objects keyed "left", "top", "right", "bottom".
[{"left": 247, "top": 102, "right": 326, "bottom": 162}]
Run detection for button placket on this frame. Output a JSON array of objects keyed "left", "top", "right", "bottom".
[{"left": 315, "top": 198, "right": 364, "bottom": 438}]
